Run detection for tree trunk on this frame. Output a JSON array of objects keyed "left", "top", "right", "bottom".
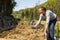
[{"left": 0, "top": 0, "right": 17, "bottom": 32}]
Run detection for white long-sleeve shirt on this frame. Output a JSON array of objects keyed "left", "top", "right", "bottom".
[{"left": 34, "top": 10, "right": 57, "bottom": 27}]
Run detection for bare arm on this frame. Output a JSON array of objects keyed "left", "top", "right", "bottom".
[
  {"left": 34, "top": 14, "right": 43, "bottom": 27},
  {"left": 45, "top": 13, "right": 50, "bottom": 32},
  {"left": 44, "top": 12, "right": 50, "bottom": 37}
]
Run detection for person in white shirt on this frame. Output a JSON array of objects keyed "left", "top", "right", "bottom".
[{"left": 34, "top": 7, "right": 57, "bottom": 40}]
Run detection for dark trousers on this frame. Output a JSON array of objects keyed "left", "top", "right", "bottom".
[{"left": 47, "top": 19, "right": 57, "bottom": 40}]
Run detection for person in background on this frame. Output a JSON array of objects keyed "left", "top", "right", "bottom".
[{"left": 34, "top": 7, "right": 57, "bottom": 40}]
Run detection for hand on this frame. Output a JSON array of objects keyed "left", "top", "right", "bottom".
[
  {"left": 44, "top": 31, "right": 47, "bottom": 40},
  {"left": 33, "top": 24, "right": 37, "bottom": 27},
  {"left": 44, "top": 30, "right": 47, "bottom": 37},
  {"left": 44, "top": 26, "right": 48, "bottom": 36},
  {"left": 44, "top": 32, "right": 47, "bottom": 36}
]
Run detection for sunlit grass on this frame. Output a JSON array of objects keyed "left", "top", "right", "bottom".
[{"left": 55, "top": 22, "right": 60, "bottom": 38}]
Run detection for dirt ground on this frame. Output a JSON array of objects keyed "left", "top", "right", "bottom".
[{"left": 0, "top": 21, "right": 46, "bottom": 40}]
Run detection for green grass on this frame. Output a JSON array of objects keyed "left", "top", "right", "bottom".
[{"left": 55, "top": 22, "right": 60, "bottom": 38}]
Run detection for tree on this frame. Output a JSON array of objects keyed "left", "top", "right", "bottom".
[
  {"left": 0, "top": 0, "right": 18, "bottom": 32},
  {"left": 0, "top": 0, "right": 16, "bottom": 16}
]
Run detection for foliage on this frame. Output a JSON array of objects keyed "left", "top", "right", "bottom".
[
  {"left": 0, "top": 0, "right": 16, "bottom": 15},
  {"left": 55, "top": 22, "right": 60, "bottom": 38},
  {"left": 12, "top": 0, "right": 60, "bottom": 37},
  {"left": 13, "top": 0, "right": 60, "bottom": 21}
]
